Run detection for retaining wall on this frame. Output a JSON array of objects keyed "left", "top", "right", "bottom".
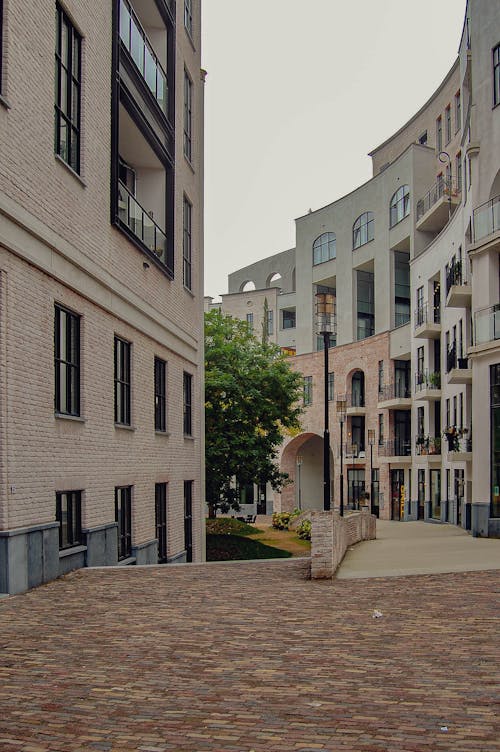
[{"left": 311, "top": 510, "right": 376, "bottom": 578}]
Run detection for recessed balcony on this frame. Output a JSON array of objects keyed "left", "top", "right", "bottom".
[
  {"left": 416, "top": 178, "right": 460, "bottom": 233},
  {"left": 444, "top": 434, "right": 472, "bottom": 463},
  {"left": 378, "top": 383, "right": 411, "bottom": 410},
  {"left": 414, "top": 303, "right": 441, "bottom": 339},
  {"left": 377, "top": 439, "right": 412, "bottom": 464},
  {"left": 446, "top": 348, "right": 472, "bottom": 384},
  {"left": 445, "top": 261, "right": 471, "bottom": 308},
  {"left": 118, "top": 180, "right": 167, "bottom": 263},
  {"left": 345, "top": 392, "right": 366, "bottom": 416},
  {"left": 340, "top": 444, "right": 366, "bottom": 465},
  {"left": 415, "top": 371, "right": 441, "bottom": 401},
  {"left": 415, "top": 436, "right": 441, "bottom": 462}
]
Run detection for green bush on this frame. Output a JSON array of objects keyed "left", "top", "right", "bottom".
[
  {"left": 272, "top": 508, "right": 301, "bottom": 530},
  {"left": 205, "top": 518, "right": 260, "bottom": 536},
  {"left": 296, "top": 519, "right": 311, "bottom": 541}
]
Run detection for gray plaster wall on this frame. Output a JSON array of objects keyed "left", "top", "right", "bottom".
[
  {"left": 84, "top": 523, "right": 119, "bottom": 567},
  {"left": 0, "top": 523, "right": 59, "bottom": 595},
  {"left": 227, "top": 248, "right": 296, "bottom": 294},
  {"left": 132, "top": 539, "right": 158, "bottom": 565}
]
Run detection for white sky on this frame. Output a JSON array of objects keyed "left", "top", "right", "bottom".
[{"left": 201, "top": 0, "right": 466, "bottom": 298}]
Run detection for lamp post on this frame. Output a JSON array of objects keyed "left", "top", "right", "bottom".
[
  {"left": 296, "top": 455, "right": 303, "bottom": 510},
  {"left": 368, "top": 428, "right": 375, "bottom": 514},
  {"left": 336, "top": 397, "right": 347, "bottom": 516},
  {"left": 315, "top": 292, "right": 336, "bottom": 511}
]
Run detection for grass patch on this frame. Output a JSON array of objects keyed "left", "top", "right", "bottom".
[
  {"left": 205, "top": 518, "right": 262, "bottom": 536},
  {"left": 206, "top": 534, "right": 292, "bottom": 561}
]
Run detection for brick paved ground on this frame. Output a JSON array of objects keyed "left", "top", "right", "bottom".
[{"left": 0, "top": 560, "right": 499, "bottom": 752}]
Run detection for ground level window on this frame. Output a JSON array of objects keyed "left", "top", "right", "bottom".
[
  {"left": 490, "top": 364, "right": 500, "bottom": 517},
  {"left": 155, "top": 483, "right": 168, "bottom": 563},
  {"left": 115, "top": 486, "right": 132, "bottom": 560},
  {"left": 56, "top": 490, "right": 82, "bottom": 549}
]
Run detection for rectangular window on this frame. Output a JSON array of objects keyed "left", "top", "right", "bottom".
[
  {"left": 459, "top": 391, "right": 463, "bottom": 430},
  {"left": 378, "top": 413, "right": 384, "bottom": 445},
  {"left": 316, "top": 334, "right": 336, "bottom": 351},
  {"left": 494, "top": 44, "right": 500, "bottom": 107},
  {"left": 282, "top": 309, "right": 296, "bottom": 329},
  {"left": 55, "top": 4, "right": 81, "bottom": 173},
  {"left": 455, "top": 90, "right": 461, "bottom": 132},
  {"left": 115, "top": 486, "right": 132, "bottom": 560},
  {"left": 453, "top": 395, "right": 457, "bottom": 426},
  {"left": 154, "top": 357, "right": 166, "bottom": 432},
  {"left": 54, "top": 304, "right": 80, "bottom": 416},
  {"left": 155, "top": 483, "right": 167, "bottom": 563},
  {"left": 114, "top": 336, "right": 131, "bottom": 425},
  {"left": 445, "top": 105, "right": 451, "bottom": 143},
  {"left": 378, "top": 361, "right": 384, "bottom": 394},
  {"left": 394, "top": 251, "right": 410, "bottom": 327},
  {"left": 357, "top": 269, "right": 374, "bottom": 340},
  {"left": 446, "top": 398, "right": 450, "bottom": 427},
  {"left": 183, "top": 371, "right": 193, "bottom": 435},
  {"left": 183, "top": 196, "right": 192, "bottom": 290},
  {"left": 303, "top": 376, "right": 312, "bottom": 406},
  {"left": 267, "top": 309, "right": 274, "bottom": 336},
  {"left": 183, "top": 70, "right": 192, "bottom": 162},
  {"left": 417, "top": 346, "right": 424, "bottom": 383},
  {"left": 328, "top": 371, "right": 334, "bottom": 401},
  {"left": 436, "top": 116, "right": 442, "bottom": 152},
  {"left": 456, "top": 152, "right": 462, "bottom": 193},
  {"left": 418, "top": 131, "right": 427, "bottom": 145},
  {"left": 56, "top": 490, "right": 82, "bottom": 550},
  {"left": 184, "top": 0, "right": 193, "bottom": 37},
  {"left": 417, "top": 406, "right": 424, "bottom": 441},
  {"left": 246, "top": 312, "right": 254, "bottom": 331},
  {"left": 184, "top": 480, "right": 193, "bottom": 562}
]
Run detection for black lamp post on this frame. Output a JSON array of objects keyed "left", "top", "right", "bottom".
[
  {"left": 368, "top": 428, "right": 375, "bottom": 514},
  {"left": 315, "top": 292, "right": 336, "bottom": 511},
  {"left": 296, "top": 455, "right": 303, "bottom": 510},
  {"left": 336, "top": 397, "right": 346, "bottom": 516}
]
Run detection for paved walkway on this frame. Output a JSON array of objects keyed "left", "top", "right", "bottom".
[
  {"left": 338, "top": 519, "right": 500, "bottom": 579},
  {"left": 0, "top": 556, "right": 499, "bottom": 751}
]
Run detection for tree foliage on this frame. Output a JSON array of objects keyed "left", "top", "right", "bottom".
[{"left": 205, "top": 309, "right": 303, "bottom": 517}]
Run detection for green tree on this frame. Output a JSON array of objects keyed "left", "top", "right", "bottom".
[{"left": 205, "top": 309, "right": 303, "bottom": 517}]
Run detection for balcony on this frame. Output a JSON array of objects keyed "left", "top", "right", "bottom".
[
  {"left": 414, "top": 303, "right": 441, "bottom": 339},
  {"left": 119, "top": 0, "right": 168, "bottom": 114},
  {"left": 415, "top": 436, "right": 441, "bottom": 462},
  {"left": 474, "top": 304, "right": 500, "bottom": 347},
  {"left": 378, "top": 383, "right": 411, "bottom": 410},
  {"left": 344, "top": 392, "right": 366, "bottom": 416},
  {"left": 341, "top": 444, "right": 366, "bottom": 465},
  {"left": 444, "top": 432, "right": 472, "bottom": 462},
  {"left": 473, "top": 195, "right": 500, "bottom": 246},
  {"left": 446, "top": 345, "right": 472, "bottom": 384},
  {"left": 377, "top": 439, "right": 412, "bottom": 463},
  {"left": 445, "top": 261, "right": 471, "bottom": 309},
  {"left": 415, "top": 370, "right": 441, "bottom": 401},
  {"left": 118, "top": 180, "right": 168, "bottom": 265},
  {"left": 416, "top": 178, "right": 460, "bottom": 233}
]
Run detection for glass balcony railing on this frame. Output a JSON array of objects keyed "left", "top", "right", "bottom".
[
  {"left": 474, "top": 304, "right": 500, "bottom": 346},
  {"left": 473, "top": 195, "right": 500, "bottom": 243},
  {"left": 118, "top": 180, "right": 167, "bottom": 263},
  {"left": 119, "top": 0, "right": 168, "bottom": 114}
]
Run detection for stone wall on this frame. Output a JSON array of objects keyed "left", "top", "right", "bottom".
[{"left": 311, "top": 510, "right": 376, "bottom": 578}]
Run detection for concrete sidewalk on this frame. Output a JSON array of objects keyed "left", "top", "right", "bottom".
[{"left": 337, "top": 519, "right": 500, "bottom": 579}]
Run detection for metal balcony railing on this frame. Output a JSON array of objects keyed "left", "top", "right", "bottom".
[
  {"left": 473, "top": 195, "right": 500, "bottom": 243},
  {"left": 443, "top": 429, "right": 472, "bottom": 453},
  {"left": 118, "top": 180, "right": 167, "bottom": 262},
  {"left": 378, "top": 382, "right": 411, "bottom": 401},
  {"left": 474, "top": 304, "right": 500, "bottom": 346},
  {"left": 416, "top": 178, "right": 460, "bottom": 222},
  {"left": 414, "top": 302, "right": 441, "bottom": 329},
  {"left": 119, "top": 0, "right": 168, "bottom": 113},
  {"left": 341, "top": 443, "right": 365, "bottom": 459},
  {"left": 446, "top": 260, "right": 468, "bottom": 294},
  {"left": 346, "top": 391, "right": 365, "bottom": 408},
  {"left": 378, "top": 439, "right": 411, "bottom": 457},
  {"left": 415, "top": 370, "right": 441, "bottom": 392},
  {"left": 415, "top": 436, "right": 441, "bottom": 455},
  {"left": 446, "top": 343, "right": 457, "bottom": 373}
]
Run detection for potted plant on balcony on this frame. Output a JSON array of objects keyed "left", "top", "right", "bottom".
[
  {"left": 416, "top": 435, "right": 429, "bottom": 455},
  {"left": 443, "top": 426, "right": 460, "bottom": 451},
  {"left": 428, "top": 371, "right": 441, "bottom": 389}
]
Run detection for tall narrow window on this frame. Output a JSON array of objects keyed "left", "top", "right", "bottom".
[
  {"left": 494, "top": 44, "right": 500, "bottom": 107},
  {"left": 353, "top": 212, "right": 374, "bottom": 249},
  {"left": 328, "top": 372, "right": 335, "bottom": 401},
  {"left": 183, "top": 371, "right": 193, "bottom": 435},
  {"left": 389, "top": 186, "right": 410, "bottom": 227},
  {"left": 417, "top": 406, "right": 424, "bottom": 438},
  {"left": 454, "top": 90, "right": 461, "bottom": 132},
  {"left": 114, "top": 336, "right": 131, "bottom": 425},
  {"left": 456, "top": 152, "right": 462, "bottom": 193},
  {"left": 445, "top": 105, "right": 451, "bottom": 144},
  {"left": 54, "top": 304, "right": 80, "bottom": 416},
  {"left": 115, "top": 486, "right": 132, "bottom": 560},
  {"left": 154, "top": 357, "right": 166, "bottom": 432},
  {"left": 378, "top": 361, "right": 384, "bottom": 394},
  {"left": 155, "top": 483, "right": 168, "bottom": 563},
  {"left": 436, "top": 116, "right": 442, "bottom": 152},
  {"left": 56, "top": 490, "right": 82, "bottom": 550},
  {"left": 183, "top": 70, "right": 193, "bottom": 161},
  {"left": 267, "top": 309, "right": 274, "bottom": 336},
  {"left": 55, "top": 5, "right": 81, "bottom": 172},
  {"left": 246, "top": 312, "right": 253, "bottom": 331},
  {"left": 417, "top": 346, "right": 424, "bottom": 384},
  {"left": 184, "top": 480, "right": 193, "bottom": 562},
  {"left": 184, "top": 0, "right": 193, "bottom": 37},
  {"left": 303, "top": 376, "right": 312, "bottom": 406},
  {"left": 378, "top": 413, "right": 384, "bottom": 445},
  {"left": 357, "top": 270, "right": 374, "bottom": 340},
  {"left": 183, "top": 196, "right": 192, "bottom": 290}
]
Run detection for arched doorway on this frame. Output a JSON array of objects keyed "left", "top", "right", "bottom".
[{"left": 280, "top": 433, "right": 334, "bottom": 512}]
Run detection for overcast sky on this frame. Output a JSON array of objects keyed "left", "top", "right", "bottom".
[{"left": 201, "top": 0, "right": 466, "bottom": 299}]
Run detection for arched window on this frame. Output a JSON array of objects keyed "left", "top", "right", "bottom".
[
  {"left": 389, "top": 186, "right": 410, "bottom": 228},
  {"left": 240, "top": 280, "right": 256, "bottom": 292},
  {"left": 353, "top": 212, "right": 374, "bottom": 249},
  {"left": 313, "top": 232, "right": 336, "bottom": 265}
]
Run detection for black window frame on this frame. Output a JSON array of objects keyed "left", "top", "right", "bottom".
[
  {"left": 155, "top": 482, "right": 168, "bottom": 563},
  {"left": 184, "top": 0, "right": 193, "bottom": 38},
  {"left": 494, "top": 44, "right": 500, "bottom": 107},
  {"left": 184, "top": 480, "right": 193, "bottom": 562},
  {"left": 436, "top": 115, "right": 442, "bottom": 152},
  {"left": 353, "top": 212, "right": 374, "bottom": 249},
  {"left": 114, "top": 336, "right": 131, "bottom": 426},
  {"left": 183, "top": 195, "right": 192, "bottom": 290},
  {"left": 183, "top": 69, "right": 193, "bottom": 162},
  {"left": 54, "top": 4, "right": 82, "bottom": 173},
  {"left": 115, "top": 486, "right": 132, "bottom": 560},
  {"left": 313, "top": 232, "right": 336, "bottom": 265},
  {"left": 56, "top": 490, "right": 82, "bottom": 550},
  {"left": 328, "top": 371, "right": 335, "bottom": 401},
  {"left": 303, "top": 376, "right": 312, "bottom": 406},
  {"left": 183, "top": 371, "right": 193, "bottom": 436},
  {"left": 54, "top": 304, "right": 81, "bottom": 417},
  {"left": 445, "top": 104, "right": 451, "bottom": 144},
  {"left": 454, "top": 90, "right": 461, "bottom": 132},
  {"left": 154, "top": 356, "right": 167, "bottom": 432},
  {"left": 389, "top": 186, "right": 410, "bottom": 228}
]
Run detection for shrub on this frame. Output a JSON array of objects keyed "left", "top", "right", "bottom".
[
  {"left": 296, "top": 519, "right": 311, "bottom": 541},
  {"left": 205, "top": 518, "right": 260, "bottom": 536},
  {"left": 272, "top": 512, "right": 291, "bottom": 530}
]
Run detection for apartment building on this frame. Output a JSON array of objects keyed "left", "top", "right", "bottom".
[
  {"left": 0, "top": 0, "right": 205, "bottom": 594},
  {"left": 217, "top": 0, "right": 499, "bottom": 536}
]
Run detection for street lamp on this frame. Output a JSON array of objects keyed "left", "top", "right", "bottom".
[
  {"left": 368, "top": 428, "right": 375, "bottom": 515},
  {"left": 296, "top": 455, "right": 303, "bottom": 510},
  {"left": 315, "top": 291, "right": 336, "bottom": 511},
  {"left": 336, "top": 397, "right": 347, "bottom": 516}
]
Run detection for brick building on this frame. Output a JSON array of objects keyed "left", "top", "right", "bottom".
[{"left": 0, "top": 0, "right": 205, "bottom": 594}]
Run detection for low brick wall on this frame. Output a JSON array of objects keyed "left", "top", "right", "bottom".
[{"left": 311, "top": 510, "right": 376, "bottom": 578}]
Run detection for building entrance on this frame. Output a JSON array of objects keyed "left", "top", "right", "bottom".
[{"left": 391, "top": 469, "right": 404, "bottom": 520}]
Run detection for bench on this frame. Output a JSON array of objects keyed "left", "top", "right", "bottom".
[{"left": 236, "top": 515, "right": 257, "bottom": 524}]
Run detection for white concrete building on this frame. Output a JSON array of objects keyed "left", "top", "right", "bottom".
[{"left": 0, "top": 0, "right": 205, "bottom": 594}]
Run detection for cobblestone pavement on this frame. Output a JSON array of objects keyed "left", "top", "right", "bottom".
[{"left": 0, "top": 560, "right": 499, "bottom": 751}]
